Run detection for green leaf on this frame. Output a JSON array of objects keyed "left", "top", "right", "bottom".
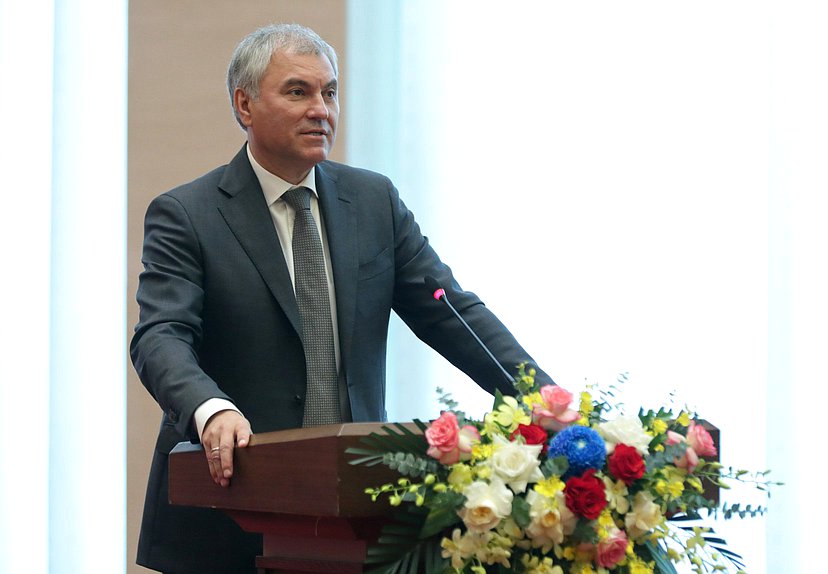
[
  {"left": 511, "top": 495, "right": 531, "bottom": 528},
  {"left": 420, "top": 490, "right": 464, "bottom": 538},
  {"left": 569, "top": 518, "right": 599, "bottom": 544},
  {"left": 540, "top": 455, "right": 569, "bottom": 478},
  {"left": 363, "top": 508, "right": 448, "bottom": 574}
]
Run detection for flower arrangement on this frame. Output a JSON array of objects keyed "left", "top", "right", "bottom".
[{"left": 347, "top": 369, "right": 778, "bottom": 574}]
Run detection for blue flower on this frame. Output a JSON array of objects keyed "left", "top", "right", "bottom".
[{"left": 547, "top": 426, "right": 606, "bottom": 478}]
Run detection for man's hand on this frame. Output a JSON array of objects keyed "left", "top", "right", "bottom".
[{"left": 201, "top": 410, "right": 252, "bottom": 487}]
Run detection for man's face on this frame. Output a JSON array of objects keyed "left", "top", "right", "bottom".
[{"left": 236, "top": 51, "right": 339, "bottom": 184}]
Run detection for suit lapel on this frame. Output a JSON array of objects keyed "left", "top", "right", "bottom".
[
  {"left": 316, "top": 163, "right": 358, "bottom": 366},
  {"left": 216, "top": 147, "right": 302, "bottom": 336}
]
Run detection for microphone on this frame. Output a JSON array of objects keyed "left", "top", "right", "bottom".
[{"left": 424, "top": 276, "right": 515, "bottom": 387}]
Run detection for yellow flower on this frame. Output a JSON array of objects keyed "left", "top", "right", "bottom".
[
  {"left": 489, "top": 396, "right": 531, "bottom": 432},
  {"left": 686, "top": 527, "right": 708, "bottom": 550},
  {"left": 654, "top": 476, "right": 685, "bottom": 500},
  {"left": 597, "top": 509, "right": 615, "bottom": 532},
  {"left": 651, "top": 419, "right": 668, "bottom": 435},
  {"left": 472, "top": 443, "right": 494, "bottom": 462},
  {"left": 475, "top": 464, "right": 492, "bottom": 480},
  {"left": 523, "top": 391, "right": 544, "bottom": 410},
  {"left": 627, "top": 556, "right": 655, "bottom": 574},
  {"left": 686, "top": 475, "right": 704, "bottom": 493},
  {"left": 580, "top": 391, "right": 593, "bottom": 415},
  {"left": 440, "top": 529, "right": 469, "bottom": 569},
  {"left": 657, "top": 467, "right": 687, "bottom": 499},
  {"left": 676, "top": 411, "right": 691, "bottom": 427},
  {"left": 521, "top": 554, "right": 564, "bottom": 574},
  {"left": 448, "top": 463, "right": 474, "bottom": 490},
  {"left": 571, "top": 562, "right": 597, "bottom": 574},
  {"left": 534, "top": 476, "right": 565, "bottom": 498},
  {"left": 497, "top": 517, "right": 524, "bottom": 541},
  {"left": 602, "top": 476, "right": 630, "bottom": 515}
]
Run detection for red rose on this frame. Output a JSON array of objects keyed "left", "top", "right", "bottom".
[
  {"left": 608, "top": 443, "right": 646, "bottom": 486},
  {"left": 510, "top": 423, "right": 549, "bottom": 455},
  {"left": 564, "top": 469, "right": 607, "bottom": 519}
]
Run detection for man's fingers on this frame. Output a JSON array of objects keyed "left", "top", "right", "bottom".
[
  {"left": 205, "top": 445, "right": 221, "bottom": 484},
  {"left": 236, "top": 425, "right": 252, "bottom": 448},
  {"left": 219, "top": 441, "right": 234, "bottom": 481},
  {"left": 201, "top": 410, "right": 252, "bottom": 487}
]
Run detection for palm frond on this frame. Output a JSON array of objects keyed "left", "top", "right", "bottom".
[
  {"left": 363, "top": 507, "right": 448, "bottom": 574},
  {"left": 643, "top": 539, "right": 679, "bottom": 574},
  {"left": 347, "top": 421, "right": 429, "bottom": 464}
]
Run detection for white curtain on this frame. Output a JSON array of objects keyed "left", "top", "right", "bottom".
[
  {"left": 0, "top": 1, "right": 127, "bottom": 572},
  {"left": 348, "top": 1, "right": 828, "bottom": 572}
]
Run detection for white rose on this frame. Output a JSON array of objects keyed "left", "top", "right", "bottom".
[
  {"left": 624, "top": 491, "right": 663, "bottom": 539},
  {"left": 458, "top": 479, "right": 514, "bottom": 532},
  {"left": 489, "top": 434, "right": 544, "bottom": 493},
  {"left": 596, "top": 416, "right": 651, "bottom": 455}
]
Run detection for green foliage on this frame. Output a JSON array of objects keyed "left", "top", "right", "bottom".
[
  {"left": 510, "top": 495, "right": 531, "bottom": 528},
  {"left": 364, "top": 507, "right": 449, "bottom": 574},
  {"left": 645, "top": 443, "right": 688, "bottom": 473},
  {"left": 435, "top": 387, "right": 459, "bottom": 412},
  {"left": 569, "top": 518, "right": 600, "bottom": 544},
  {"left": 540, "top": 455, "right": 569, "bottom": 478},
  {"left": 347, "top": 420, "right": 431, "bottom": 470},
  {"left": 383, "top": 452, "right": 439, "bottom": 478},
  {"left": 420, "top": 490, "right": 465, "bottom": 539}
]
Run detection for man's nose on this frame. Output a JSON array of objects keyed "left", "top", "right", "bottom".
[{"left": 307, "top": 94, "right": 330, "bottom": 119}]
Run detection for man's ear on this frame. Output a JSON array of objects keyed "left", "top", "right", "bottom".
[{"left": 234, "top": 88, "right": 253, "bottom": 128}]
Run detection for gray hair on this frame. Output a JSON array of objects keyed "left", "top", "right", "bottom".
[{"left": 227, "top": 23, "right": 339, "bottom": 129}]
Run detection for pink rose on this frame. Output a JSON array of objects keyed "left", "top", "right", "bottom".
[
  {"left": 596, "top": 529, "right": 628, "bottom": 568},
  {"left": 665, "top": 430, "right": 699, "bottom": 472},
  {"left": 666, "top": 423, "right": 716, "bottom": 472},
  {"left": 686, "top": 422, "right": 717, "bottom": 457},
  {"left": 532, "top": 385, "right": 580, "bottom": 431},
  {"left": 665, "top": 431, "right": 684, "bottom": 446},
  {"left": 426, "top": 411, "right": 480, "bottom": 464}
]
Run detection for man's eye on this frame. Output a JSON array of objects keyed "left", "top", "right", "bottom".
[
  {"left": 289, "top": 88, "right": 304, "bottom": 96},
  {"left": 325, "top": 89, "right": 337, "bottom": 99}
]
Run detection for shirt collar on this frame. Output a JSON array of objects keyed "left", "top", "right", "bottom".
[{"left": 246, "top": 144, "right": 318, "bottom": 206}]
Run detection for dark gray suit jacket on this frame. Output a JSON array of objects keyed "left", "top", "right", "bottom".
[{"left": 131, "top": 146, "right": 551, "bottom": 573}]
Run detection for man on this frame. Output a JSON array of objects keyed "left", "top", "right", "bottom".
[{"left": 131, "top": 23, "right": 553, "bottom": 573}]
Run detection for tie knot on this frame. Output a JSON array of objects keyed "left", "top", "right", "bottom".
[{"left": 283, "top": 187, "right": 312, "bottom": 212}]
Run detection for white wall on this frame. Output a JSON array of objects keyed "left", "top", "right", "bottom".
[{"left": 348, "top": 1, "right": 828, "bottom": 571}]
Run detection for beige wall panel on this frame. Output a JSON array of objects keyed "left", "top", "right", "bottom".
[{"left": 128, "top": 2, "right": 347, "bottom": 572}]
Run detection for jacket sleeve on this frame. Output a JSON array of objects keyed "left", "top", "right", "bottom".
[{"left": 130, "top": 193, "right": 232, "bottom": 440}]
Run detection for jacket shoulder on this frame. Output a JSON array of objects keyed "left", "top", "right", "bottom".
[
  {"left": 318, "top": 160, "right": 394, "bottom": 189},
  {"left": 162, "top": 164, "right": 228, "bottom": 204}
]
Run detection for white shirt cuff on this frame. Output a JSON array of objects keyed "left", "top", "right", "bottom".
[{"left": 193, "top": 398, "right": 241, "bottom": 440}]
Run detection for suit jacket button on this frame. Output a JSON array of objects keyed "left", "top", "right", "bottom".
[{"left": 294, "top": 395, "right": 303, "bottom": 404}]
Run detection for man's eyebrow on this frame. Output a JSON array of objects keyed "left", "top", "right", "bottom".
[
  {"left": 282, "top": 78, "right": 338, "bottom": 90},
  {"left": 283, "top": 77, "right": 311, "bottom": 88}
]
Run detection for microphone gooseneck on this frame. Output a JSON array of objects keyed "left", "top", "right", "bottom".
[{"left": 424, "top": 276, "right": 515, "bottom": 386}]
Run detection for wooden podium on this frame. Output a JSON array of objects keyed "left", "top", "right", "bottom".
[
  {"left": 169, "top": 420, "right": 721, "bottom": 573},
  {"left": 168, "top": 423, "right": 401, "bottom": 574}
]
